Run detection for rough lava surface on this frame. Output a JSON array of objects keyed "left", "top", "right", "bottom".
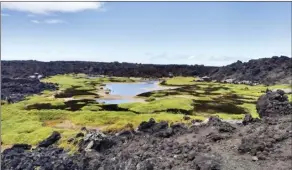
[{"left": 1, "top": 77, "right": 58, "bottom": 102}]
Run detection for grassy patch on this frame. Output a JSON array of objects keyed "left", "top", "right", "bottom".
[
  {"left": 162, "top": 76, "right": 196, "bottom": 86},
  {"left": 119, "top": 97, "right": 194, "bottom": 114},
  {"left": 69, "top": 111, "right": 205, "bottom": 132}
]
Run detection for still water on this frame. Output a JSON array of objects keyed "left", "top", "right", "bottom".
[{"left": 96, "top": 81, "right": 161, "bottom": 104}]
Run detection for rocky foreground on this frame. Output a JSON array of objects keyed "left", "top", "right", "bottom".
[{"left": 2, "top": 90, "right": 292, "bottom": 170}]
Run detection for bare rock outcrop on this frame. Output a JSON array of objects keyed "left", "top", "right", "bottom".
[{"left": 256, "top": 89, "right": 292, "bottom": 118}]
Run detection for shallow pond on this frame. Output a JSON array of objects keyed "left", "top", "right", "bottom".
[{"left": 96, "top": 81, "right": 167, "bottom": 104}]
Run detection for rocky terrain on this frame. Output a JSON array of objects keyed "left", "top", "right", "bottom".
[
  {"left": 1, "top": 77, "right": 58, "bottom": 103},
  {"left": 2, "top": 90, "right": 292, "bottom": 170},
  {"left": 210, "top": 56, "right": 292, "bottom": 84},
  {"left": 2, "top": 56, "right": 291, "bottom": 84},
  {"left": 1, "top": 60, "right": 216, "bottom": 79}
]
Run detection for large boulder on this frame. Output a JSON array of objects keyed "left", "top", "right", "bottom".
[
  {"left": 207, "top": 116, "right": 236, "bottom": 133},
  {"left": 256, "top": 90, "right": 292, "bottom": 118}
]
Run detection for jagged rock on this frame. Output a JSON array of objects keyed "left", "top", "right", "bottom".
[
  {"left": 79, "top": 130, "right": 115, "bottom": 152},
  {"left": 207, "top": 116, "right": 236, "bottom": 133},
  {"left": 137, "top": 118, "right": 174, "bottom": 138},
  {"left": 152, "top": 121, "right": 168, "bottom": 132},
  {"left": 38, "top": 131, "right": 61, "bottom": 147},
  {"left": 138, "top": 118, "right": 156, "bottom": 133},
  {"left": 256, "top": 90, "right": 292, "bottom": 118}
]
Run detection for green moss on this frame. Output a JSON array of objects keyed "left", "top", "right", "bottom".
[
  {"left": 81, "top": 104, "right": 102, "bottom": 111},
  {"left": 240, "top": 103, "right": 259, "bottom": 118}
]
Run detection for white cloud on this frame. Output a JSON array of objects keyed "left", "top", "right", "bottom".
[
  {"left": 30, "top": 19, "right": 65, "bottom": 24},
  {"left": 44, "top": 19, "right": 64, "bottom": 24},
  {"left": 31, "top": 20, "right": 40, "bottom": 24},
  {"left": 1, "top": 13, "right": 10, "bottom": 16},
  {"left": 1, "top": 2, "right": 104, "bottom": 14}
]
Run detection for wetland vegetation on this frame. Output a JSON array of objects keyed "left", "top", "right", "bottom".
[{"left": 1, "top": 74, "right": 291, "bottom": 151}]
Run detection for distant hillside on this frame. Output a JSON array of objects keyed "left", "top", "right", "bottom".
[
  {"left": 1, "top": 56, "right": 291, "bottom": 84},
  {"left": 209, "top": 56, "right": 292, "bottom": 84},
  {"left": 1, "top": 60, "right": 217, "bottom": 78}
]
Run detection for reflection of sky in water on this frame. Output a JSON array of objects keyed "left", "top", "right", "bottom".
[
  {"left": 105, "top": 81, "right": 159, "bottom": 96},
  {"left": 97, "top": 81, "right": 160, "bottom": 104}
]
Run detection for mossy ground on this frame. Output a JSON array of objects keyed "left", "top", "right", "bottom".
[{"left": 1, "top": 75, "right": 290, "bottom": 151}]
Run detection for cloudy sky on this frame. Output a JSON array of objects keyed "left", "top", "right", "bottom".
[{"left": 1, "top": 2, "right": 291, "bottom": 66}]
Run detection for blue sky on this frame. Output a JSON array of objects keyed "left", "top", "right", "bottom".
[{"left": 1, "top": 2, "right": 291, "bottom": 66}]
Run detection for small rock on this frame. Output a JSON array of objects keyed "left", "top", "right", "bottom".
[
  {"left": 242, "top": 114, "right": 253, "bottom": 125},
  {"left": 252, "top": 156, "right": 258, "bottom": 161}
]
